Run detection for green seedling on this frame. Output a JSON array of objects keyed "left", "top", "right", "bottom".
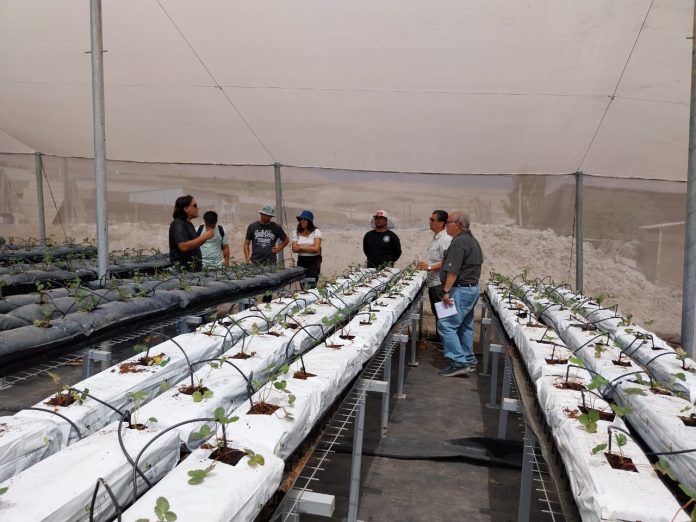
[
  {"left": 45, "top": 371, "right": 89, "bottom": 406},
  {"left": 245, "top": 448, "right": 266, "bottom": 467},
  {"left": 32, "top": 304, "right": 55, "bottom": 328},
  {"left": 578, "top": 409, "right": 600, "bottom": 433},
  {"left": 187, "top": 463, "right": 215, "bottom": 485}
]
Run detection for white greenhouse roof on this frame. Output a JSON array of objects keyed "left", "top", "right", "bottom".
[{"left": 0, "top": 0, "right": 692, "bottom": 180}]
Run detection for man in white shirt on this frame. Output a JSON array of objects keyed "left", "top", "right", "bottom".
[{"left": 417, "top": 210, "right": 452, "bottom": 341}]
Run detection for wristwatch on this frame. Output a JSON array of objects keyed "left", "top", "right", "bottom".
[{"left": 427, "top": 265, "right": 432, "bottom": 272}]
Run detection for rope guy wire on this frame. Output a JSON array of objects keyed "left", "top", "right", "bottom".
[
  {"left": 40, "top": 160, "right": 68, "bottom": 241},
  {"left": 155, "top": 0, "right": 278, "bottom": 163},
  {"left": 576, "top": 0, "right": 655, "bottom": 172}
]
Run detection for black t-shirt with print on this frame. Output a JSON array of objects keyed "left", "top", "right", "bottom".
[{"left": 245, "top": 221, "right": 287, "bottom": 264}]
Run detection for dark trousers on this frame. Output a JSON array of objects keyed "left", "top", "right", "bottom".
[
  {"left": 428, "top": 284, "right": 444, "bottom": 341},
  {"left": 298, "top": 255, "right": 322, "bottom": 288}
]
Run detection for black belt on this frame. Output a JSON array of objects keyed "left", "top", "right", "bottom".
[{"left": 453, "top": 283, "right": 477, "bottom": 287}]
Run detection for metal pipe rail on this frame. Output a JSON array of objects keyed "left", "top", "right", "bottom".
[
  {"left": 481, "top": 292, "right": 580, "bottom": 522},
  {"left": 271, "top": 289, "right": 425, "bottom": 522}
]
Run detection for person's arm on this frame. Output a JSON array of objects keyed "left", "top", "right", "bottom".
[
  {"left": 417, "top": 260, "right": 443, "bottom": 272},
  {"left": 271, "top": 227, "right": 289, "bottom": 254},
  {"left": 176, "top": 225, "right": 213, "bottom": 253},
  {"left": 243, "top": 239, "right": 251, "bottom": 263},
  {"left": 392, "top": 232, "right": 402, "bottom": 262},
  {"left": 222, "top": 244, "right": 230, "bottom": 265},
  {"left": 297, "top": 237, "right": 321, "bottom": 254},
  {"left": 441, "top": 272, "right": 458, "bottom": 307}
]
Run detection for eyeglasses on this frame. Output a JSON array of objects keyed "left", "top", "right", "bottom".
[
  {"left": 429, "top": 218, "right": 437, "bottom": 222},
  {"left": 189, "top": 203, "right": 198, "bottom": 208}
]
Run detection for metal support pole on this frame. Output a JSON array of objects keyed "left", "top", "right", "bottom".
[
  {"left": 480, "top": 302, "right": 491, "bottom": 376},
  {"left": 35, "top": 152, "right": 46, "bottom": 241},
  {"left": 90, "top": 0, "right": 109, "bottom": 283},
  {"left": 408, "top": 311, "right": 420, "bottom": 367},
  {"left": 396, "top": 337, "right": 407, "bottom": 399},
  {"left": 682, "top": 3, "right": 696, "bottom": 359},
  {"left": 486, "top": 343, "right": 505, "bottom": 409},
  {"left": 347, "top": 391, "right": 366, "bottom": 522},
  {"left": 517, "top": 426, "right": 537, "bottom": 522},
  {"left": 575, "top": 171, "right": 584, "bottom": 293},
  {"left": 381, "top": 351, "right": 392, "bottom": 436},
  {"left": 497, "top": 354, "right": 512, "bottom": 439},
  {"left": 274, "top": 162, "right": 285, "bottom": 267}
]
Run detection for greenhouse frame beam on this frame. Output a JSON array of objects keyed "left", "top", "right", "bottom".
[
  {"left": 683, "top": 3, "right": 696, "bottom": 358},
  {"left": 34, "top": 152, "right": 45, "bottom": 241},
  {"left": 90, "top": 0, "right": 109, "bottom": 281},
  {"left": 575, "top": 171, "right": 584, "bottom": 293},
  {"left": 275, "top": 162, "right": 285, "bottom": 267}
]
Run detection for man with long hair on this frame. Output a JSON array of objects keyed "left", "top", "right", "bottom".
[{"left": 168, "top": 195, "right": 212, "bottom": 271}]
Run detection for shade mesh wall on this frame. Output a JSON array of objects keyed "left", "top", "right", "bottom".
[{"left": 0, "top": 153, "right": 686, "bottom": 340}]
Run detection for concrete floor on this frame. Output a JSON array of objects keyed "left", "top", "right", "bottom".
[{"left": 296, "top": 308, "right": 550, "bottom": 522}]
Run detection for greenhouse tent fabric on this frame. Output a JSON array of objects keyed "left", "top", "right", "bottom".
[{"left": 0, "top": 0, "right": 692, "bottom": 181}]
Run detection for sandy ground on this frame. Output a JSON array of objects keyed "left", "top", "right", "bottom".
[{"left": 3, "top": 221, "right": 683, "bottom": 340}]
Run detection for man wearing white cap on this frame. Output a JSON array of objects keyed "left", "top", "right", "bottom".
[
  {"left": 362, "top": 210, "right": 402, "bottom": 269},
  {"left": 244, "top": 203, "right": 288, "bottom": 265}
]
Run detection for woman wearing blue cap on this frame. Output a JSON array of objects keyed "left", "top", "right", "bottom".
[{"left": 291, "top": 210, "right": 322, "bottom": 287}]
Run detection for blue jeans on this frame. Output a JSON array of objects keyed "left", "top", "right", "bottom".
[{"left": 437, "top": 286, "right": 479, "bottom": 368}]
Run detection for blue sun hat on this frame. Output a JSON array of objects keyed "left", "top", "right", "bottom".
[{"left": 296, "top": 210, "right": 314, "bottom": 223}]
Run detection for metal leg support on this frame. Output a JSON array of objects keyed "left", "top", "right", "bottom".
[
  {"left": 381, "top": 352, "right": 392, "bottom": 436},
  {"left": 480, "top": 302, "right": 492, "bottom": 376},
  {"left": 347, "top": 391, "right": 366, "bottom": 522},
  {"left": 497, "top": 354, "right": 513, "bottom": 438},
  {"left": 82, "top": 348, "right": 113, "bottom": 379},
  {"left": 518, "top": 426, "right": 537, "bottom": 522},
  {"left": 486, "top": 343, "right": 505, "bottom": 409},
  {"left": 396, "top": 335, "right": 408, "bottom": 399},
  {"left": 408, "top": 308, "right": 421, "bottom": 367}
]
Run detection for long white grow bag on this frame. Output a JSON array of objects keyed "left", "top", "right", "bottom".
[{"left": 0, "top": 421, "right": 180, "bottom": 522}]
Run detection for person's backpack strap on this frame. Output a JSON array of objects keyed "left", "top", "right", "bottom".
[
  {"left": 197, "top": 225, "right": 204, "bottom": 236},
  {"left": 218, "top": 225, "right": 225, "bottom": 239}
]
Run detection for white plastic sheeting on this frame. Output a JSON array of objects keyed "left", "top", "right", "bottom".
[{"left": 0, "top": 0, "right": 691, "bottom": 180}]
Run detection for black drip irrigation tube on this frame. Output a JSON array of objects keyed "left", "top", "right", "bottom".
[
  {"left": 23, "top": 407, "right": 83, "bottom": 440},
  {"left": 89, "top": 478, "right": 123, "bottom": 522}
]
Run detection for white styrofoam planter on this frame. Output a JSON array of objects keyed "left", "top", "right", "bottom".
[
  {"left": 121, "top": 443, "right": 284, "bottom": 522},
  {"left": 0, "top": 421, "right": 180, "bottom": 522},
  {"left": 0, "top": 416, "right": 63, "bottom": 483}
]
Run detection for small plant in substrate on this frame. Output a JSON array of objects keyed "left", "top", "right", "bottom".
[
  {"left": 653, "top": 460, "right": 696, "bottom": 520},
  {"left": 675, "top": 347, "right": 695, "bottom": 373},
  {"left": 126, "top": 390, "right": 158, "bottom": 430},
  {"left": 32, "top": 304, "right": 55, "bottom": 328},
  {"left": 44, "top": 371, "right": 89, "bottom": 408},
  {"left": 591, "top": 431, "right": 637, "bottom": 472},
  {"left": 76, "top": 293, "right": 98, "bottom": 313},
  {"left": 191, "top": 407, "right": 265, "bottom": 469},
  {"left": 178, "top": 361, "right": 220, "bottom": 402},
  {"left": 134, "top": 496, "right": 177, "bottom": 522},
  {"left": 249, "top": 364, "right": 296, "bottom": 418}
]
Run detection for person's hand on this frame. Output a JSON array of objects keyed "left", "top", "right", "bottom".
[
  {"left": 442, "top": 293, "right": 454, "bottom": 307},
  {"left": 201, "top": 228, "right": 214, "bottom": 241},
  {"left": 291, "top": 244, "right": 300, "bottom": 253},
  {"left": 416, "top": 261, "right": 427, "bottom": 271},
  {"left": 271, "top": 245, "right": 281, "bottom": 254}
]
